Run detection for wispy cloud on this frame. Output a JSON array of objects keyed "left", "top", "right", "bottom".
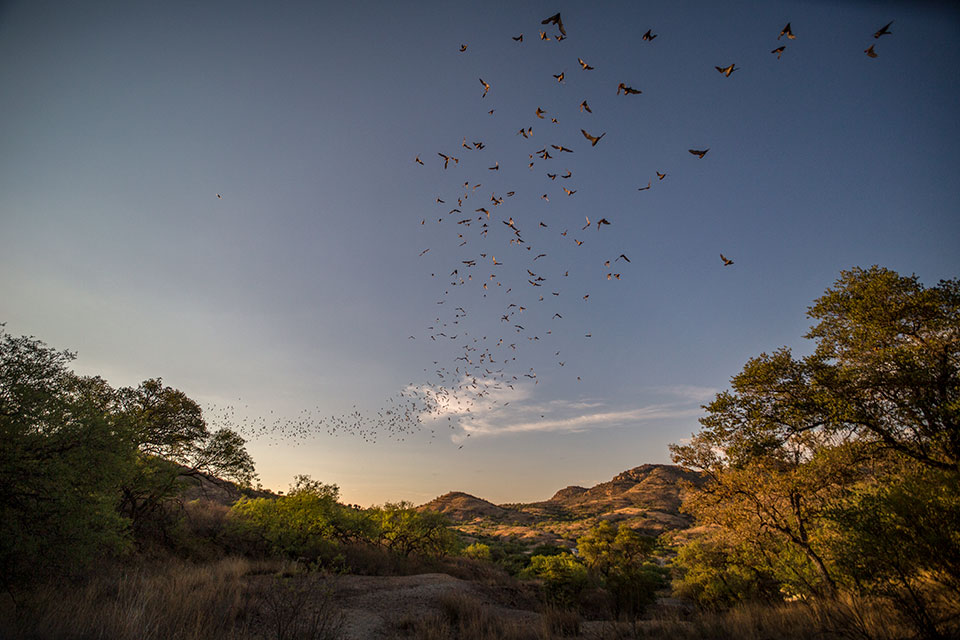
[
  {"left": 405, "top": 379, "right": 711, "bottom": 441},
  {"left": 647, "top": 385, "right": 720, "bottom": 403},
  {"left": 459, "top": 402, "right": 704, "bottom": 438}
]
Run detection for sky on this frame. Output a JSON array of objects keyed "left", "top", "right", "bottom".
[{"left": 1, "top": 0, "right": 958, "bottom": 506}]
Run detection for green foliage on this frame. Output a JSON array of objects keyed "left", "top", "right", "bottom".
[
  {"left": 117, "top": 379, "right": 258, "bottom": 543},
  {"left": 463, "top": 542, "right": 492, "bottom": 561},
  {"left": 577, "top": 521, "right": 664, "bottom": 618},
  {"left": 805, "top": 266, "right": 960, "bottom": 471},
  {"left": 229, "top": 484, "right": 461, "bottom": 567},
  {"left": 522, "top": 553, "right": 589, "bottom": 607},
  {"left": 229, "top": 476, "right": 349, "bottom": 561},
  {"left": 0, "top": 328, "right": 131, "bottom": 584},
  {"left": 471, "top": 537, "right": 533, "bottom": 575},
  {"left": 670, "top": 267, "right": 960, "bottom": 637},
  {"left": 672, "top": 533, "right": 783, "bottom": 609},
  {"left": 0, "top": 325, "right": 259, "bottom": 583},
  {"left": 826, "top": 461, "right": 960, "bottom": 638},
  {"left": 369, "top": 502, "right": 460, "bottom": 558},
  {"left": 577, "top": 521, "right": 654, "bottom": 579}
]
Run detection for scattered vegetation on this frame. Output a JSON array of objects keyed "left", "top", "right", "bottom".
[
  {"left": 1, "top": 265, "right": 956, "bottom": 638},
  {"left": 670, "top": 267, "right": 960, "bottom": 639}
]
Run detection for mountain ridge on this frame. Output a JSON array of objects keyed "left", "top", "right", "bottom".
[{"left": 418, "top": 464, "right": 703, "bottom": 545}]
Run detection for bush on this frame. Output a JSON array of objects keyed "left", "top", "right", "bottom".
[
  {"left": 369, "top": 502, "right": 461, "bottom": 558},
  {"left": 463, "top": 542, "right": 492, "bottom": 561},
  {"left": 671, "top": 534, "right": 782, "bottom": 609},
  {"left": 228, "top": 476, "right": 347, "bottom": 563},
  {"left": 523, "top": 553, "right": 589, "bottom": 608}
]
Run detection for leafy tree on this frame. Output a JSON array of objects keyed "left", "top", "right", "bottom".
[
  {"left": 0, "top": 325, "right": 260, "bottom": 582},
  {"left": 577, "top": 521, "right": 654, "bottom": 580},
  {"left": 671, "top": 531, "right": 782, "bottom": 609},
  {"left": 805, "top": 267, "right": 959, "bottom": 471},
  {"left": 116, "top": 378, "right": 256, "bottom": 542},
  {"left": 825, "top": 460, "right": 960, "bottom": 639},
  {"left": 229, "top": 476, "right": 354, "bottom": 561},
  {"left": 523, "top": 552, "right": 589, "bottom": 607},
  {"left": 577, "top": 521, "right": 663, "bottom": 618},
  {"left": 369, "top": 502, "right": 460, "bottom": 557},
  {"left": 671, "top": 267, "right": 960, "bottom": 637},
  {"left": 0, "top": 327, "right": 130, "bottom": 585}
]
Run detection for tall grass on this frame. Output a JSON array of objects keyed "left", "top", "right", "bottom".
[{"left": 0, "top": 556, "right": 344, "bottom": 640}]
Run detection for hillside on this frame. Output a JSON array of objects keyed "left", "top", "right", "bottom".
[
  {"left": 421, "top": 464, "right": 704, "bottom": 546},
  {"left": 419, "top": 492, "right": 533, "bottom": 524}
]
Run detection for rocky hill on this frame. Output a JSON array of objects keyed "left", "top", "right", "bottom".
[
  {"left": 421, "top": 464, "right": 704, "bottom": 546},
  {"left": 418, "top": 492, "right": 532, "bottom": 524}
]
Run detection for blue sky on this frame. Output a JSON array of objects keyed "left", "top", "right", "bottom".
[{"left": 2, "top": 0, "right": 958, "bottom": 505}]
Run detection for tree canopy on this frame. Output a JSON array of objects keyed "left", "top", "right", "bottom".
[
  {"left": 0, "top": 325, "right": 257, "bottom": 584},
  {"left": 670, "top": 267, "right": 960, "bottom": 638}
]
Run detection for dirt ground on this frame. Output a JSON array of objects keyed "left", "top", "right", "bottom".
[{"left": 330, "top": 573, "right": 539, "bottom": 639}]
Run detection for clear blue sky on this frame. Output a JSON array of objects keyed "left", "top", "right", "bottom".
[{"left": 2, "top": 0, "right": 958, "bottom": 505}]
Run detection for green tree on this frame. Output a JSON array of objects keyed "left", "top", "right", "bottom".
[
  {"left": 522, "top": 552, "right": 589, "bottom": 608},
  {"left": 229, "top": 476, "right": 352, "bottom": 561},
  {"left": 0, "top": 327, "right": 130, "bottom": 585},
  {"left": 116, "top": 378, "right": 256, "bottom": 542},
  {"left": 369, "top": 502, "right": 460, "bottom": 557},
  {"left": 0, "top": 325, "right": 260, "bottom": 582},
  {"left": 805, "top": 267, "right": 959, "bottom": 471},
  {"left": 671, "top": 531, "right": 781, "bottom": 608},
  {"left": 671, "top": 267, "right": 960, "bottom": 637},
  {"left": 577, "top": 521, "right": 663, "bottom": 618}
]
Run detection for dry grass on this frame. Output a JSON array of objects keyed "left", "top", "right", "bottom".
[
  {"left": 0, "top": 556, "right": 345, "bottom": 640},
  {"left": 389, "top": 590, "right": 544, "bottom": 640},
  {"left": 2, "top": 554, "right": 944, "bottom": 640},
  {"left": 590, "top": 596, "right": 927, "bottom": 640}
]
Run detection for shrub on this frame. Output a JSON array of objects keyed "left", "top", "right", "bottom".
[
  {"left": 522, "top": 553, "right": 589, "bottom": 608},
  {"left": 463, "top": 542, "right": 492, "bottom": 561}
]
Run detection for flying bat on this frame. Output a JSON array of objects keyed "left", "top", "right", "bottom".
[
  {"left": 865, "top": 44, "right": 878, "bottom": 58},
  {"left": 580, "top": 100, "right": 592, "bottom": 113},
  {"left": 578, "top": 57, "right": 594, "bottom": 70},
  {"left": 642, "top": 29, "right": 657, "bottom": 41},
  {"left": 581, "top": 129, "right": 606, "bottom": 146},
  {"left": 479, "top": 78, "right": 490, "bottom": 97},
  {"left": 689, "top": 148, "right": 709, "bottom": 158},
  {"left": 779, "top": 22, "right": 795, "bottom": 40},
  {"left": 541, "top": 12, "right": 566, "bottom": 36},
  {"left": 874, "top": 21, "right": 893, "bottom": 38},
  {"left": 715, "top": 63, "right": 738, "bottom": 77},
  {"left": 721, "top": 253, "right": 734, "bottom": 266},
  {"left": 771, "top": 46, "right": 785, "bottom": 60},
  {"left": 617, "top": 82, "right": 641, "bottom": 95}
]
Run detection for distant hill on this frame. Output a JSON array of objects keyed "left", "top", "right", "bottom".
[
  {"left": 419, "top": 492, "right": 533, "bottom": 524},
  {"left": 421, "top": 464, "right": 704, "bottom": 546}
]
